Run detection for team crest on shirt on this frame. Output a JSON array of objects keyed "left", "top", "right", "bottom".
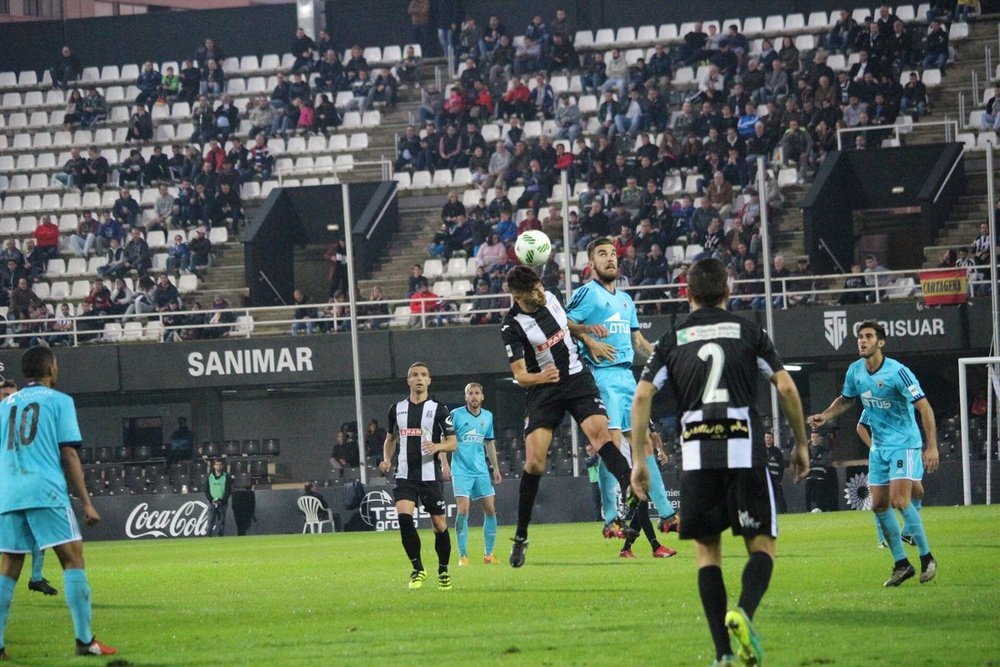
[{"left": 877, "top": 380, "right": 884, "bottom": 388}]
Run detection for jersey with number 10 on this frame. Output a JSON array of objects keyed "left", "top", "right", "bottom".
[
  {"left": 0, "top": 384, "right": 83, "bottom": 513},
  {"left": 450, "top": 406, "right": 495, "bottom": 477},
  {"left": 640, "top": 307, "right": 784, "bottom": 470},
  {"left": 841, "top": 356, "right": 925, "bottom": 450}
]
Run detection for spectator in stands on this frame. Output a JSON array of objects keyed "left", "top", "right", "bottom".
[
  {"left": 291, "top": 289, "right": 318, "bottom": 335},
  {"left": 177, "top": 59, "right": 201, "bottom": 104},
  {"left": 514, "top": 35, "right": 543, "bottom": 77},
  {"left": 437, "top": 124, "right": 465, "bottom": 170},
  {"left": 124, "top": 228, "right": 152, "bottom": 276},
  {"left": 81, "top": 88, "right": 108, "bottom": 128},
  {"left": 200, "top": 59, "right": 224, "bottom": 97},
  {"left": 290, "top": 28, "right": 317, "bottom": 73},
  {"left": 863, "top": 254, "right": 890, "bottom": 302},
  {"left": 191, "top": 95, "right": 214, "bottom": 144},
  {"left": 476, "top": 232, "right": 506, "bottom": 269},
  {"left": 195, "top": 37, "right": 223, "bottom": 69},
  {"left": 8, "top": 278, "right": 42, "bottom": 325},
  {"left": 972, "top": 223, "right": 991, "bottom": 265},
  {"left": 108, "top": 278, "right": 132, "bottom": 315},
  {"left": 394, "top": 45, "right": 421, "bottom": 89},
  {"left": 116, "top": 149, "right": 144, "bottom": 191},
  {"left": 362, "top": 286, "right": 391, "bottom": 330},
  {"left": 97, "top": 237, "right": 127, "bottom": 278},
  {"left": 159, "top": 66, "right": 179, "bottom": 102},
  {"left": 95, "top": 209, "right": 125, "bottom": 255},
  {"left": 982, "top": 85, "right": 1000, "bottom": 131},
  {"left": 922, "top": 21, "right": 949, "bottom": 71},
  {"left": 213, "top": 183, "right": 244, "bottom": 232},
  {"left": 407, "top": 264, "right": 428, "bottom": 298},
  {"left": 548, "top": 32, "right": 578, "bottom": 73},
  {"left": 54, "top": 147, "right": 86, "bottom": 190},
  {"left": 121, "top": 275, "right": 155, "bottom": 321},
  {"left": 408, "top": 0, "right": 431, "bottom": 51},
  {"left": 68, "top": 213, "right": 98, "bottom": 258},
  {"left": 49, "top": 46, "right": 82, "bottom": 90},
  {"left": 730, "top": 257, "right": 765, "bottom": 311},
  {"left": 780, "top": 119, "right": 813, "bottom": 183},
  {"left": 62, "top": 89, "right": 83, "bottom": 127},
  {"left": 313, "top": 49, "right": 345, "bottom": 94},
  {"left": 212, "top": 95, "right": 239, "bottom": 143},
  {"left": 135, "top": 61, "right": 162, "bottom": 109},
  {"left": 409, "top": 282, "right": 448, "bottom": 327},
  {"left": 153, "top": 273, "right": 181, "bottom": 312},
  {"left": 601, "top": 49, "right": 629, "bottom": 99},
  {"left": 189, "top": 228, "right": 212, "bottom": 273},
  {"left": 248, "top": 134, "right": 273, "bottom": 180},
  {"left": 395, "top": 125, "right": 422, "bottom": 172},
  {"left": 678, "top": 21, "right": 708, "bottom": 67},
  {"left": 112, "top": 189, "right": 140, "bottom": 228},
  {"left": 85, "top": 278, "right": 112, "bottom": 317},
  {"left": 27, "top": 216, "right": 58, "bottom": 271},
  {"left": 479, "top": 15, "right": 508, "bottom": 58},
  {"left": 165, "top": 417, "right": 194, "bottom": 464},
  {"left": 166, "top": 233, "right": 190, "bottom": 275},
  {"left": 145, "top": 145, "right": 170, "bottom": 185}
]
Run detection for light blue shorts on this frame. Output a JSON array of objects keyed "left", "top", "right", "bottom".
[
  {"left": 592, "top": 365, "right": 637, "bottom": 432},
  {"left": 0, "top": 506, "right": 82, "bottom": 553},
  {"left": 868, "top": 447, "right": 924, "bottom": 486},
  {"left": 453, "top": 473, "right": 494, "bottom": 500}
]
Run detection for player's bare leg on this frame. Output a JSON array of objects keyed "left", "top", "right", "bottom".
[{"left": 0, "top": 553, "right": 26, "bottom": 660}]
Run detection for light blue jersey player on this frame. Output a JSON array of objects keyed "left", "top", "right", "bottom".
[
  {"left": 449, "top": 383, "right": 502, "bottom": 565},
  {"left": 0, "top": 381, "right": 56, "bottom": 597},
  {"left": 810, "top": 321, "right": 938, "bottom": 587},
  {"left": 567, "top": 238, "right": 678, "bottom": 558},
  {"left": 0, "top": 346, "right": 115, "bottom": 659}
]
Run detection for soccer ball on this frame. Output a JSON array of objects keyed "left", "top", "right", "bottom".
[{"left": 514, "top": 230, "right": 552, "bottom": 266}]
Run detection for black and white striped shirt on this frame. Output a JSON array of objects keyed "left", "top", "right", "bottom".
[
  {"left": 388, "top": 398, "right": 454, "bottom": 482},
  {"left": 640, "top": 307, "right": 784, "bottom": 470},
  {"left": 500, "top": 291, "right": 583, "bottom": 376}
]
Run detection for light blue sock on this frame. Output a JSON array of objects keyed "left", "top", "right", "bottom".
[
  {"left": 899, "top": 503, "right": 930, "bottom": 556},
  {"left": 30, "top": 546, "right": 44, "bottom": 582},
  {"left": 875, "top": 510, "right": 907, "bottom": 562},
  {"left": 645, "top": 455, "right": 676, "bottom": 520},
  {"left": 873, "top": 514, "right": 886, "bottom": 543},
  {"left": 911, "top": 497, "right": 922, "bottom": 511},
  {"left": 455, "top": 514, "right": 469, "bottom": 558},
  {"left": 483, "top": 514, "right": 497, "bottom": 556},
  {"left": 597, "top": 461, "right": 618, "bottom": 524},
  {"left": 0, "top": 575, "right": 15, "bottom": 649},
  {"left": 63, "top": 569, "right": 92, "bottom": 644}
]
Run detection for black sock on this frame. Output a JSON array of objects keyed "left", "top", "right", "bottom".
[
  {"left": 597, "top": 442, "right": 632, "bottom": 489},
  {"left": 398, "top": 514, "right": 422, "bottom": 571},
  {"left": 920, "top": 552, "right": 934, "bottom": 567},
  {"left": 516, "top": 472, "right": 542, "bottom": 540},
  {"left": 435, "top": 529, "right": 451, "bottom": 573},
  {"left": 737, "top": 552, "right": 774, "bottom": 619},
  {"left": 698, "top": 565, "right": 731, "bottom": 661}
]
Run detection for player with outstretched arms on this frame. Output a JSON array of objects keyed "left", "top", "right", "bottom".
[
  {"left": 809, "top": 321, "right": 938, "bottom": 587},
  {"left": 450, "top": 382, "right": 503, "bottom": 565},
  {"left": 566, "top": 237, "right": 679, "bottom": 559},
  {"left": 500, "top": 265, "right": 638, "bottom": 567},
  {"left": 629, "top": 258, "right": 809, "bottom": 667},
  {"left": 0, "top": 346, "right": 116, "bottom": 659},
  {"left": 380, "top": 362, "right": 458, "bottom": 591}
]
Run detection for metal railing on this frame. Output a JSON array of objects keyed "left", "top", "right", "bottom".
[
  {"left": 836, "top": 118, "right": 959, "bottom": 151},
  {"left": 3, "top": 265, "right": 985, "bottom": 348}
]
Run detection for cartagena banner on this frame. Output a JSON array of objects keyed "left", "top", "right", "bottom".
[{"left": 919, "top": 269, "right": 967, "bottom": 306}]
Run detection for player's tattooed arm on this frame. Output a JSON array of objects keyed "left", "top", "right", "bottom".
[{"left": 631, "top": 330, "right": 655, "bottom": 361}]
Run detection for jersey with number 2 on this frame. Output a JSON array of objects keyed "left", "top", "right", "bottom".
[{"left": 0, "top": 384, "right": 82, "bottom": 513}]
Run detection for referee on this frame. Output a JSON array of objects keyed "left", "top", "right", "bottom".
[
  {"left": 500, "top": 265, "right": 637, "bottom": 568},
  {"left": 629, "top": 258, "right": 809, "bottom": 666},
  {"left": 379, "top": 362, "right": 457, "bottom": 591}
]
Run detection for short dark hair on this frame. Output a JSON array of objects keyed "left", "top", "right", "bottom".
[
  {"left": 857, "top": 320, "right": 886, "bottom": 340},
  {"left": 586, "top": 237, "right": 615, "bottom": 261},
  {"left": 21, "top": 346, "right": 55, "bottom": 381},
  {"left": 0, "top": 380, "right": 16, "bottom": 390},
  {"left": 505, "top": 265, "right": 540, "bottom": 293},
  {"left": 687, "top": 258, "right": 728, "bottom": 307}
]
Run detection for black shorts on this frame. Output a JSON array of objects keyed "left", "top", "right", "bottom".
[
  {"left": 393, "top": 478, "right": 446, "bottom": 516},
  {"left": 524, "top": 370, "right": 607, "bottom": 435},
  {"left": 678, "top": 467, "right": 778, "bottom": 541}
]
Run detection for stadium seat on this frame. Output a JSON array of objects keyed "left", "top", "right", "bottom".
[
  {"left": 411, "top": 171, "right": 432, "bottom": 188},
  {"left": 574, "top": 30, "right": 594, "bottom": 47},
  {"left": 593, "top": 28, "right": 615, "bottom": 47},
  {"left": 445, "top": 257, "right": 467, "bottom": 278},
  {"left": 382, "top": 45, "right": 402, "bottom": 63},
  {"left": 103, "top": 323, "right": 123, "bottom": 342},
  {"left": 178, "top": 274, "right": 198, "bottom": 293},
  {"left": 122, "top": 321, "right": 143, "bottom": 341},
  {"left": 423, "top": 259, "right": 444, "bottom": 279},
  {"left": 742, "top": 17, "right": 764, "bottom": 36},
  {"left": 143, "top": 320, "right": 163, "bottom": 341}
]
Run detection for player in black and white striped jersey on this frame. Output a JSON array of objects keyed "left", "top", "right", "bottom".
[
  {"left": 379, "top": 362, "right": 457, "bottom": 591},
  {"left": 500, "top": 265, "right": 638, "bottom": 568},
  {"left": 628, "top": 258, "right": 810, "bottom": 666}
]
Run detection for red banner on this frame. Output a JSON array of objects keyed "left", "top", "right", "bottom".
[{"left": 919, "top": 269, "right": 968, "bottom": 305}]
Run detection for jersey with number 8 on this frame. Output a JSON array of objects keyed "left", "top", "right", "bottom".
[
  {"left": 640, "top": 307, "right": 785, "bottom": 470},
  {"left": 0, "top": 384, "right": 83, "bottom": 513}
]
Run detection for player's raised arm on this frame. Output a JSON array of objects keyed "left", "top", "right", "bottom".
[
  {"left": 628, "top": 379, "right": 656, "bottom": 500},
  {"left": 914, "top": 398, "right": 939, "bottom": 473},
  {"left": 808, "top": 394, "right": 855, "bottom": 429},
  {"left": 772, "top": 369, "right": 810, "bottom": 483},
  {"left": 61, "top": 446, "right": 100, "bottom": 525}
]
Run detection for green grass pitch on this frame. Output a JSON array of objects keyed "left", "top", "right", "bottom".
[{"left": 2, "top": 506, "right": 998, "bottom": 666}]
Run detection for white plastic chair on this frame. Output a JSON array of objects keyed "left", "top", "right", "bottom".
[{"left": 297, "top": 495, "right": 334, "bottom": 534}]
